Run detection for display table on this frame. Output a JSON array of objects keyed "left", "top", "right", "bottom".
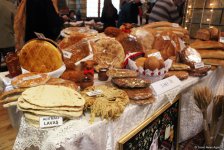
[{"left": 8, "top": 71, "right": 215, "bottom": 150}]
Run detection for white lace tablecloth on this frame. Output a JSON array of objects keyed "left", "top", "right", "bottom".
[{"left": 12, "top": 71, "right": 215, "bottom": 150}]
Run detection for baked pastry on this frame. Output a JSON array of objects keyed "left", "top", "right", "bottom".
[
  {"left": 144, "top": 56, "right": 164, "bottom": 70},
  {"left": 81, "top": 85, "right": 129, "bottom": 121},
  {"left": 135, "top": 57, "right": 146, "bottom": 67},
  {"left": 19, "top": 39, "right": 63, "bottom": 73},
  {"left": 91, "top": 38, "right": 125, "bottom": 71},
  {"left": 209, "top": 27, "right": 220, "bottom": 41},
  {"left": 197, "top": 50, "right": 224, "bottom": 59},
  {"left": 62, "top": 39, "right": 90, "bottom": 65},
  {"left": 107, "top": 69, "right": 138, "bottom": 78},
  {"left": 59, "top": 34, "right": 86, "bottom": 49},
  {"left": 152, "top": 31, "right": 180, "bottom": 60},
  {"left": 131, "top": 27, "right": 155, "bottom": 50},
  {"left": 11, "top": 73, "right": 50, "bottom": 88},
  {"left": 124, "top": 87, "right": 152, "bottom": 100},
  {"left": 112, "top": 77, "right": 150, "bottom": 88},
  {"left": 165, "top": 71, "right": 189, "bottom": 80},
  {"left": 116, "top": 33, "right": 143, "bottom": 53},
  {"left": 203, "top": 59, "right": 224, "bottom": 66},
  {"left": 180, "top": 47, "right": 202, "bottom": 68},
  {"left": 190, "top": 40, "right": 224, "bottom": 50},
  {"left": 104, "top": 27, "right": 122, "bottom": 37},
  {"left": 195, "top": 28, "right": 210, "bottom": 41},
  {"left": 46, "top": 78, "right": 78, "bottom": 90},
  {"left": 62, "top": 27, "right": 97, "bottom": 37},
  {"left": 170, "top": 63, "right": 191, "bottom": 71}
]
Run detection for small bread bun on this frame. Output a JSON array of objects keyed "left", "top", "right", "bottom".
[
  {"left": 209, "top": 27, "right": 220, "bottom": 41},
  {"left": 135, "top": 57, "right": 146, "bottom": 67},
  {"left": 159, "top": 59, "right": 165, "bottom": 69},
  {"left": 144, "top": 49, "right": 159, "bottom": 57},
  {"left": 144, "top": 56, "right": 161, "bottom": 71}
]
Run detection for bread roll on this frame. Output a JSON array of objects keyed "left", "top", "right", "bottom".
[
  {"left": 197, "top": 50, "right": 224, "bottom": 59},
  {"left": 195, "top": 29, "right": 210, "bottom": 41},
  {"left": 209, "top": 27, "right": 220, "bottom": 41},
  {"left": 144, "top": 56, "right": 161, "bottom": 70},
  {"left": 135, "top": 57, "right": 146, "bottom": 67},
  {"left": 104, "top": 27, "right": 122, "bottom": 37}
]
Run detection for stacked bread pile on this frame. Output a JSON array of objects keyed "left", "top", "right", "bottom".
[
  {"left": 190, "top": 40, "right": 224, "bottom": 67},
  {"left": 107, "top": 69, "right": 154, "bottom": 105},
  {"left": 143, "top": 21, "right": 190, "bottom": 44},
  {"left": 17, "top": 85, "right": 85, "bottom": 127}
]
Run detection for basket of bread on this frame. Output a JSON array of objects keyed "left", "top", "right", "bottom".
[{"left": 124, "top": 50, "right": 172, "bottom": 83}]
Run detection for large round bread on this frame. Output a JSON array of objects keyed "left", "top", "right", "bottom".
[
  {"left": 21, "top": 85, "right": 85, "bottom": 107},
  {"left": 19, "top": 39, "right": 63, "bottom": 73},
  {"left": 58, "top": 34, "right": 86, "bottom": 49},
  {"left": 92, "top": 38, "right": 125, "bottom": 71}
]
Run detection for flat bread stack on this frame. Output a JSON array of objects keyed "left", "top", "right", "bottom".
[
  {"left": 17, "top": 85, "right": 85, "bottom": 127},
  {"left": 107, "top": 69, "right": 155, "bottom": 105},
  {"left": 19, "top": 39, "right": 63, "bottom": 73},
  {"left": 190, "top": 40, "right": 224, "bottom": 67},
  {"left": 81, "top": 85, "right": 129, "bottom": 122}
]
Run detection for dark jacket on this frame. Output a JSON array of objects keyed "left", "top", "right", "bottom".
[
  {"left": 100, "top": 6, "right": 118, "bottom": 29},
  {"left": 25, "top": 0, "right": 63, "bottom": 42},
  {"left": 117, "top": 1, "right": 141, "bottom": 27}
]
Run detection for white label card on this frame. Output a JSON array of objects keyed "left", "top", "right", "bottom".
[
  {"left": 40, "top": 116, "right": 63, "bottom": 128},
  {"left": 162, "top": 36, "right": 170, "bottom": 41},
  {"left": 194, "top": 62, "right": 204, "bottom": 69},
  {"left": 148, "top": 52, "right": 162, "bottom": 59},
  {"left": 172, "top": 23, "right": 179, "bottom": 28},
  {"left": 22, "top": 75, "right": 42, "bottom": 81},
  {"left": 62, "top": 51, "right": 72, "bottom": 59},
  {"left": 220, "top": 37, "right": 224, "bottom": 43},
  {"left": 150, "top": 76, "right": 181, "bottom": 96},
  {"left": 86, "top": 90, "right": 103, "bottom": 97}
]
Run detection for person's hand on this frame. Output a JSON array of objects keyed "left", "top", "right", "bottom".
[{"left": 62, "top": 15, "right": 69, "bottom": 21}]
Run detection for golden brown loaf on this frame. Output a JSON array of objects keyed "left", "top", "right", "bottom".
[
  {"left": 197, "top": 50, "right": 224, "bottom": 59},
  {"left": 190, "top": 40, "right": 224, "bottom": 50},
  {"left": 152, "top": 31, "right": 180, "bottom": 60},
  {"left": 195, "top": 28, "right": 210, "bottom": 41},
  {"left": 104, "top": 27, "right": 122, "bottom": 37},
  {"left": 203, "top": 59, "right": 224, "bottom": 66},
  {"left": 59, "top": 34, "right": 86, "bottom": 49},
  {"left": 144, "top": 49, "right": 159, "bottom": 57},
  {"left": 19, "top": 39, "right": 63, "bottom": 73},
  {"left": 209, "top": 27, "right": 220, "bottom": 41}
]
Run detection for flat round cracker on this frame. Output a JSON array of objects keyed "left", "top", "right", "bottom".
[
  {"left": 22, "top": 85, "right": 85, "bottom": 107},
  {"left": 112, "top": 78, "right": 150, "bottom": 88},
  {"left": 124, "top": 87, "right": 152, "bottom": 100},
  {"left": 19, "top": 39, "right": 63, "bottom": 73},
  {"left": 11, "top": 73, "right": 50, "bottom": 88},
  {"left": 91, "top": 38, "right": 125, "bottom": 71}
]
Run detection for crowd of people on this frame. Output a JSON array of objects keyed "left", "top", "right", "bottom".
[{"left": 0, "top": 0, "right": 185, "bottom": 70}]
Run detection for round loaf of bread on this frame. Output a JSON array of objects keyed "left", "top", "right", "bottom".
[
  {"left": 19, "top": 39, "right": 63, "bottom": 73},
  {"left": 135, "top": 57, "right": 146, "bottom": 67},
  {"left": 144, "top": 56, "right": 161, "bottom": 71}
]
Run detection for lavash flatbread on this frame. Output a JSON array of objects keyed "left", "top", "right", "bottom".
[
  {"left": 22, "top": 85, "right": 85, "bottom": 107},
  {"left": 18, "top": 105, "right": 83, "bottom": 118},
  {"left": 18, "top": 97, "right": 83, "bottom": 111}
]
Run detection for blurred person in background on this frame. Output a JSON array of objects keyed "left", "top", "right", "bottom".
[
  {"left": 118, "top": 0, "right": 142, "bottom": 27},
  {"left": 101, "top": 0, "right": 118, "bottom": 30},
  {"left": 68, "top": 10, "right": 76, "bottom": 21},
  {"left": 0, "top": 0, "right": 16, "bottom": 63},
  {"left": 148, "top": 0, "right": 185, "bottom": 24},
  {"left": 14, "top": 0, "right": 64, "bottom": 50}
]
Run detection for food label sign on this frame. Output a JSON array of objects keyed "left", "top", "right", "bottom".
[{"left": 40, "top": 116, "right": 63, "bottom": 128}]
